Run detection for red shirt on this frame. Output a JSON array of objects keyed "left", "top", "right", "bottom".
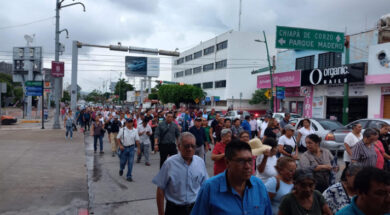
[{"left": 212, "top": 142, "right": 227, "bottom": 175}]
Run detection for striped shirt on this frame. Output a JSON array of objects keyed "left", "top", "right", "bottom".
[{"left": 351, "top": 140, "right": 377, "bottom": 167}]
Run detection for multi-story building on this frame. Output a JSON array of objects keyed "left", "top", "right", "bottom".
[
  {"left": 171, "top": 30, "right": 268, "bottom": 111},
  {"left": 256, "top": 15, "right": 390, "bottom": 123},
  {"left": 0, "top": 61, "right": 12, "bottom": 75}
]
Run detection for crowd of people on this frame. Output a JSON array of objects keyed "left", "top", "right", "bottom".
[{"left": 60, "top": 106, "right": 390, "bottom": 215}]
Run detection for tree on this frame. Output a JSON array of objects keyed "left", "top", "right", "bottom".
[
  {"left": 249, "top": 89, "right": 270, "bottom": 105},
  {"left": 158, "top": 84, "right": 205, "bottom": 107},
  {"left": 85, "top": 90, "right": 105, "bottom": 103},
  {"left": 61, "top": 91, "right": 71, "bottom": 103},
  {"left": 114, "top": 78, "right": 134, "bottom": 102}
]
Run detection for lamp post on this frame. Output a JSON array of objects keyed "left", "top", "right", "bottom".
[{"left": 255, "top": 31, "right": 274, "bottom": 112}]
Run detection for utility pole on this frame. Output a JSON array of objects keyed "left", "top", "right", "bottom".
[
  {"left": 342, "top": 35, "right": 350, "bottom": 125},
  {"left": 263, "top": 31, "right": 274, "bottom": 112},
  {"left": 238, "top": 0, "right": 242, "bottom": 31},
  {"left": 53, "top": 0, "right": 85, "bottom": 129}
]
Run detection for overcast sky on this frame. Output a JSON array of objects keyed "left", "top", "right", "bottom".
[{"left": 0, "top": 0, "right": 389, "bottom": 92}]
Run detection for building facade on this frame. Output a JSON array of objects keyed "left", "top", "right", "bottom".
[
  {"left": 171, "top": 30, "right": 267, "bottom": 111},
  {"left": 257, "top": 18, "right": 390, "bottom": 123}
]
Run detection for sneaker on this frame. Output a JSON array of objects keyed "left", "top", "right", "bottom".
[
  {"left": 100, "top": 151, "right": 104, "bottom": 154},
  {"left": 119, "top": 170, "right": 123, "bottom": 176},
  {"left": 126, "top": 178, "right": 133, "bottom": 182},
  {"left": 112, "top": 152, "right": 115, "bottom": 157},
  {"left": 94, "top": 151, "right": 97, "bottom": 154},
  {"left": 145, "top": 162, "right": 151, "bottom": 166}
]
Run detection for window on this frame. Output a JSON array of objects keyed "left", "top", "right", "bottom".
[
  {"left": 193, "top": 83, "right": 201, "bottom": 88},
  {"left": 215, "top": 59, "right": 227, "bottom": 69},
  {"left": 193, "top": 66, "right": 202, "bottom": 74},
  {"left": 176, "top": 58, "right": 184, "bottom": 65},
  {"left": 185, "top": 54, "right": 193, "bottom": 62},
  {"left": 295, "top": 55, "right": 314, "bottom": 70},
  {"left": 318, "top": 52, "right": 342, "bottom": 69},
  {"left": 203, "top": 46, "right": 214, "bottom": 55},
  {"left": 217, "top": 40, "right": 228, "bottom": 51},
  {"left": 176, "top": 71, "right": 184, "bottom": 78},
  {"left": 203, "top": 63, "right": 214, "bottom": 72},
  {"left": 215, "top": 80, "right": 226, "bottom": 88},
  {"left": 194, "top": 51, "right": 202, "bottom": 59},
  {"left": 202, "top": 82, "right": 213, "bottom": 89},
  {"left": 185, "top": 68, "right": 192, "bottom": 76}
]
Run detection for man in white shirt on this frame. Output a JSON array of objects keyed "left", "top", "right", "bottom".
[
  {"left": 116, "top": 118, "right": 141, "bottom": 182},
  {"left": 137, "top": 119, "right": 153, "bottom": 166},
  {"left": 260, "top": 115, "right": 270, "bottom": 139},
  {"left": 343, "top": 123, "right": 362, "bottom": 168},
  {"left": 249, "top": 115, "right": 258, "bottom": 138}
]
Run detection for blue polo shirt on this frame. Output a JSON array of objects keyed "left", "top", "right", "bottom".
[
  {"left": 241, "top": 120, "right": 251, "bottom": 133},
  {"left": 191, "top": 170, "right": 272, "bottom": 215},
  {"left": 336, "top": 196, "right": 390, "bottom": 215}
]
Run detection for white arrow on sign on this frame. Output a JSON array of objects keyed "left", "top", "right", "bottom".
[
  {"left": 278, "top": 38, "right": 286, "bottom": 45},
  {"left": 336, "top": 35, "right": 341, "bottom": 42}
]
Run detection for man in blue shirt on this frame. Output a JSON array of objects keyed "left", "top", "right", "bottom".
[
  {"left": 337, "top": 167, "right": 390, "bottom": 215},
  {"left": 153, "top": 132, "right": 208, "bottom": 215},
  {"left": 241, "top": 115, "right": 251, "bottom": 133},
  {"left": 191, "top": 139, "right": 272, "bottom": 215},
  {"left": 189, "top": 117, "right": 209, "bottom": 160}
]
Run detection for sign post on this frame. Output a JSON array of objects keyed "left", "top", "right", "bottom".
[{"left": 276, "top": 26, "right": 345, "bottom": 52}]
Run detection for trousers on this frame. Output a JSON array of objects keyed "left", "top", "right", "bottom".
[
  {"left": 119, "top": 145, "right": 136, "bottom": 179},
  {"left": 159, "top": 143, "right": 177, "bottom": 168}
]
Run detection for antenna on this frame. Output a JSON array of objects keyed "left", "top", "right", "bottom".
[{"left": 238, "top": 0, "right": 242, "bottom": 31}]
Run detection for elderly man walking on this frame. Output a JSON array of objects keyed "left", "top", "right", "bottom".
[{"left": 153, "top": 132, "right": 209, "bottom": 215}]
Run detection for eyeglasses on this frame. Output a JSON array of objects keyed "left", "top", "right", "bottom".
[
  {"left": 231, "top": 158, "right": 253, "bottom": 166},
  {"left": 182, "top": 144, "right": 196, "bottom": 149},
  {"left": 241, "top": 135, "right": 250, "bottom": 139}
]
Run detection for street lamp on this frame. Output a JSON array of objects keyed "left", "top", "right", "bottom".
[{"left": 254, "top": 31, "right": 274, "bottom": 112}]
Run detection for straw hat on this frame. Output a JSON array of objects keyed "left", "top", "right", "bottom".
[{"left": 248, "top": 138, "right": 271, "bottom": 156}]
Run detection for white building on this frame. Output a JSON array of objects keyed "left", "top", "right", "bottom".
[{"left": 171, "top": 30, "right": 268, "bottom": 111}]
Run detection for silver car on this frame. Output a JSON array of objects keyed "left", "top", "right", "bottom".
[{"left": 294, "top": 118, "right": 346, "bottom": 152}]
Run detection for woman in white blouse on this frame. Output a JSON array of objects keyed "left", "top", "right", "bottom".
[{"left": 295, "top": 118, "right": 315, "bottom": 152}]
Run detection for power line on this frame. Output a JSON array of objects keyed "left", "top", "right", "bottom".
[{"left": 0, "top": 16, "right": 55, "bottom": 30}]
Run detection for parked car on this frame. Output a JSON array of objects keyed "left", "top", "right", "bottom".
[
  {"left": 345, "top": 118, "right": 390, "bottom": 130},
  {"left": 273, "top": 112, "right": 301, "bottom": 123},
  {"left": 225, "top": 110, "right": 250, "bottom": 121},
  {"left": 294, "top": 118, "right": 346, "bottom": 153},
  {"left": 1, "top": 115, "right": 17, "bottom": 125}
]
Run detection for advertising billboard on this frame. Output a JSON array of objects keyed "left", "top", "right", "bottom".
[{"left": 125, "top": 56, "right": 160, "bottom": 77}]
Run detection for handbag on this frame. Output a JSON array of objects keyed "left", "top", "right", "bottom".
[{"left": 283, "top": 145, "right": 294, "bottom": 154}]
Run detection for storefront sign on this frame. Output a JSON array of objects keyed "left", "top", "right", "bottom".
[
  {"left": 257, "top": 70, "right": 301, "bottom": 89},
  {"left": 301, "top": 63, "right": 366, "bottom": 86},
  {"left": 285, "top": 87, "right": 301, "bottom": 97},
  {"left": 327, "top": 83, "right": 365, "bottom": 96},
  {"left": 312, "top": 96, "right": 324, "bottom": 118},
  {"left": 301, "top": 86, "right": 313, "bottom": 118}
]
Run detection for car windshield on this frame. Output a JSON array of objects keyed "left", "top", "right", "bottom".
[{"left": 317, "top": 119, "right": 344, "bottom": 130}]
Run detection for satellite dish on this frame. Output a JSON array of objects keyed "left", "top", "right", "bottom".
[{"left": 24, "top": 34, "right": 35, "bottom": 46}]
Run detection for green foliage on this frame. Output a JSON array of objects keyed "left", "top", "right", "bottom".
[
  {"left": 249, "top": 89, "right": 269, "bottom": 105},
  {"left": 61, "top": 91, "right": 71, "bottom": 103},
  {"left": 158, "top": 84, "right": 205, "bottom": 106},
  {"left": 148, "top": 93, "right": 158, "bottom": 100},
  {"left": 114, "top": 78, "right": 134, "bottom": 101},
  {"left": 85, "top": 90, "right": 105, "bottom": 103},
  {"left": 13, "top": 87, "right": 23, "bottom": 103}
]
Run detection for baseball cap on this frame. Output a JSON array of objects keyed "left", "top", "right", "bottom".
[
  {"left": 284, "top": 124, "right": 295, "bottom": 131},
  {"left": 195, "top": 117, "right": 202, "bottom": 122}
]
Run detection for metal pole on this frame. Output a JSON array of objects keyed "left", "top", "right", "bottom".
[
  {"left": 27, "top": 60, "right": 33, "bottom": 119},
  {"left": 148, "top": 76, "right": 152, "bottom": 94},
  {"left": 53, "top": 0, "right": 61, "bottom": 129},
  {"left": 42, "top": 80, "right": 44, "bottom": 129},
  {"left": 71, "top": 40, "right": 78, "bottom": 112},
  {"left": 140, "top": 78, "right": 144, "bottom": 105},
  {"left": 238, "top": 0, "right": 242, "bottom": 31},
  {"left": 263, "top": 31, "right": 274, "bottom": 112},
  {"left": 342, "top": 36, "right": 350, "bottom": 125}
]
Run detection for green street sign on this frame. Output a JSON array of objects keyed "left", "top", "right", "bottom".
[
  {"left": 276, "top": 26, "right": 344, "bottom": 52},
  {"left": 251, "top": 67, "right": 270, "bottom": 75},
  {"left": 25, "top": 81, "right": 43, "bottom": 87},
  {"left": 276, "top": 86, "right": 285, "bottom": 91}
]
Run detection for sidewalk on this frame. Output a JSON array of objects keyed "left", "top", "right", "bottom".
[
  {"left": 86, "top": 133, "right": 214, "bottom": 214},
  {"left": 0, "top": 127, "right": 88, "bottom": 215}
]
